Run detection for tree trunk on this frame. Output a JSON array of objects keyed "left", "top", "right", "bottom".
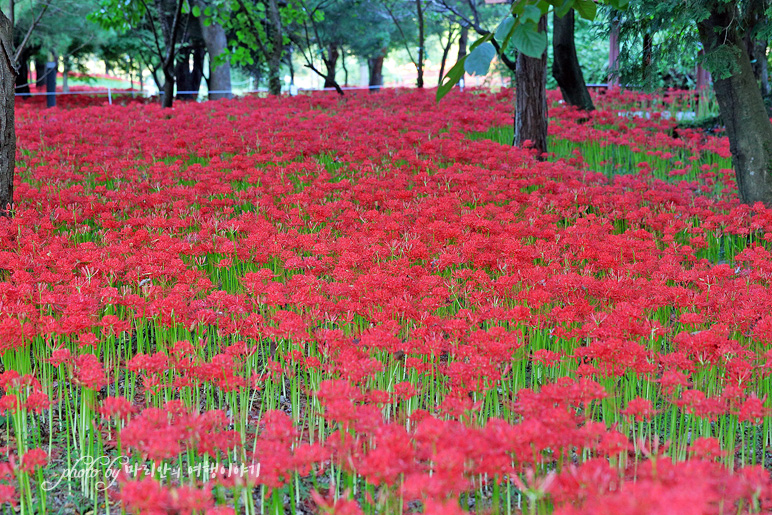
[
  {"left": 642, "top": 32, "right": 653, "bottom": 84},
  {"left": 34, "top": 56, "right": 45, "bottom": 89},
  {"left": 415, "top": 0, "right": 424, "bottom": 88},
  {"left": 323, "top": 44, "right": 339, "bottom": 89},
  {"left": 62, "top": 56, "right": 70, "bottom": 93},
  {"left": 515, "top": 16, "right": 548, "bottom": 157},
  {"left": 199, "top": 13, "right": 232, "bottom": 100},
  {"left": 341, "top": 49, "right": 347, "bottom": 86},
  {"left": 457, "top": 25, "right": 468, "bottom": 61},
  {"left": 753, "top": 40, "right": 769, "bottom": 96},
  {"left": 267, "top": 0, "right": 283, "bottom": 95},
  {"left": 552, "top": 10, "right": 594, "bottom": 111},
  {"left": 0, "top": 11, "right": 15, "bottom": 216},
  {"left": 368, "top": 54, "right": 384, "bottom": 92},
  {"left": 175, "top": 45, "right": 205, "bottom": 100},
  {"left": 437, "top": 23, "right": 455, "bottom": 86},
  {"left": 15, "top": 48, "right": 29, "bottom": 96},
  {"left": 745, "top": 33, "right": 769, "bottom": 97},
  {"left": 697, "top": 3, "right": 772, "bottom": 205},
  {"left": 162, "top": 71, "right": 174, "bottom": 108}
]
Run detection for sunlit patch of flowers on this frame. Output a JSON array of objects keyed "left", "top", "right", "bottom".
[{"left": 0, "top": 87, "right": 771, "bottom": 513}]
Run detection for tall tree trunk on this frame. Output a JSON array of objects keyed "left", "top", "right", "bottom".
[
  {"left": 267, "top": 0, "right": 283, "bottom": 95},
  {"left": 162, "top": 71, "right": 174, "bottom": 108},
  {"left": 552, "top": 10, "right": 594, "bottom": 111},
  {"left": 457, "top": 25, "right": 468, "bottom": 61},
  {"left": 437, "top": 22, "right": 455, "bottom": 87},
  {"left": 175, "top": 45, "right": 205, "bottom": 100},
  {"left": 34, "top": 56, "right": 45, "bottom": 89},
  {"left": 341, "top": 49, "right": 347, "bottom": 86},
  {"left": 198, "top": 12, "right": 232, "bottom": 100},
  {"left": 323, "top": 44, "right": 339, "bottom": 89},
  {"left": 157, "top": 0, "right": 184, "bottom": 108},
  {"left": 415, "top": 0, "right": 424, "bottom": 88},
  {"left": 744, "top": 0, "right": 769, "bottom": 97},
  {"left": 642, "top": 32, "right": 653, "bottom": 84},
  {"left": 0, "top": 11, "right": 15, "bottom": 216},
  {"left": 515, "top": 16, "right": 548, "bottom": 157},
  {"left": 753, "top": 39, "right": 769, "bottom": 96},
  {"left": 697, "top": 3, "right": 772, "bottom": 205},
  {"left": 15, "top": 48, "right": 29, "bottom": 96},
  {"left": 368, "top": 54, "right": 384, "bottom": 92},
  {"left": 609, "top": 18, "right": 620, "bottom": 88},
  {"left": 62, "top": 56, "right": 70, "bottom": 93}
]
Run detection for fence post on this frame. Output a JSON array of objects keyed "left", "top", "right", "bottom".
[
  {"left": 46, "top": 61, "right": 56, "bottom": 108},
  {"left": 108, "top": 87, "right": 112, "bottom": 105}
]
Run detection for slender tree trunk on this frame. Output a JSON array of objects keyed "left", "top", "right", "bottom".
[
  {"left": 267, "top": 0, "right": 283, "bottom": 95},
  {"left": 552, "top": 10, "right": 594, "bottom": 111},
  {"left": 744, "top": 0, "right": 769, "bottom": 97},
  {"left": 697, "top": 3, "right": 772, "bottom": 205},
  {"left": 323, "top": 44, "right": 339, "bottom": 89},
  {"left": 642, "top": 32, "right": 653, "bottom": 84},
  {"left": 34, "top": 56, "right": 45, "bottom": 89},
  {"left": 609, "top": 18, "right": 620, "bottom": 88},
  {"left": 62, "top": 56, "right": 70, "bottom": 93},
  {"left": 437, "top": 22, "right": 455, "bottom": 86},
  {"left": 415, "top": 0, "right": 424, "bottom": 88},
  {"left": 457, "top": 25, "right": 468, "bottom": 61},
  {"left": 175, "top": 45, "right": 205, "bottom": 100},
  {"left": 198, "top": 11, "right": 232, "bottom": 100},
  {"left": 0, "top": 10, "right": 15, "bottom": 215},
  {"left": 341, "top": 49, "right": 347, "bottom": 86},
  {"left": 368, "top": 54, "right": 384, "bottom": 92},
  {"left": 15, "top": 48, "right": 28, "bottom": 96},
  {"left": 515, "top": 16, "right": 548, "bottom": 157},
  {"left": 162, "top": 71, "right": 174, "bottom": 108}
]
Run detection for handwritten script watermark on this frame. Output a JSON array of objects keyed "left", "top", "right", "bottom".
[{"left": 41, "top": 456, "right": 261, "bottom": 491}]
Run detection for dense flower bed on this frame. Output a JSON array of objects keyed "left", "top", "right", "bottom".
[{"left": 1, "top": 88, "right": 771, "bottom": 514}]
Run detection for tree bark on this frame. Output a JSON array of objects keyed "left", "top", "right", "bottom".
[
  {"left": 368, "top": 54, "right": 384, "bottom": 92},
  {"left": 437, "top": 22, "right": 456, "bottom": 87},
  {"left": 515, "top": 16, "right": 548, "bottom": 157},
  {"left": 457, "top": 25, "right": 468, "bottom": 61},
  {"left": 175, "top": 45, "right": 205, "bottom": 100},
  {"left": 323, "top": 44, "right": 339, "bottom": 89},
  {"left": 266, "top": 0, "right": 283, "bottom": 95},
  {"left": 15, "top": 47, "right": 28, "bottom": 96},
  {"left": 552, "top": 10, "right": 594, "bottom": 111},
  {"left": 642, "top": 32, "right": 653, "bottom": 84},
  {"left": 697, "top": 3, "right": 772, "bottom": 205},
  {"left": 0, "top": 10, "right": 15, "bottom": 216},
  {"left": 162, "top": 71, "right": 175, "bottom": 108},
  {"left": 34, "top": 56, "right": 45, "bottom": 89},
  {"left": 415, "top": 0, "right": 424, "bottom": 88},
  {"left": 198, "top": 12, "right": 232, "bottom": 100}
]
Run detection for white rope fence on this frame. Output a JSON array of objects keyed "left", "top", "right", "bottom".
[{"left": 14, "top": 83, "right": 412, "bottom": 104}]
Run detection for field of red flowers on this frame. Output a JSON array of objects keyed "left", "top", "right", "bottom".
[{"left": 1, "top": 88, "right": 771, "bottom": 514}]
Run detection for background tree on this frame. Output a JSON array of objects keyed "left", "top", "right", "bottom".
[
  {"left": 552, "top": 9, "right": 594, "bottom": 111},
  {"left": 92, "top": 0, "right": 186, "bottom": 107}
]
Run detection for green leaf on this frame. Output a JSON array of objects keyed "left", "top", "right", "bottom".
[
  {"left": 464, "top": 42, "right": 496, "bottom": 76},
  {"left": 521, "top": 5, "right": 542, "bottom": 24},
  {"left": 495, "top": 16, "right": 514, "bottom": 41},
  {"left": 553, "top": 0, "right": 573, "bottom": 18},
  {"left": 192, "top": 5, "right": 201, "bottom": 17},
  {"left": 436, "top": 56, "right": 467, "bottom": 102},
  {"left": 512, "top": 23, "right": 547, "bottom": 58},
  {"left": 573, "top": 0, "right": 597, "bottom": 20},
  {"left": 495, "top": 16, "right": 515, "bottom": 49}
]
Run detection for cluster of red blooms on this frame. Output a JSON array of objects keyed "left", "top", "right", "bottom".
[{"left": 1, "top": 87, "right": 771, "bottom": 513}]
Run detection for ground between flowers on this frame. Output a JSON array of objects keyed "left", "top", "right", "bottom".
[{"left": 1, "top": 88, "right": 771, "bottom": 514}]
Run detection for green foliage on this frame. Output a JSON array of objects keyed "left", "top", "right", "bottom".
[{"left": 436, "top": 0, "right": 627, "bottom": 100}]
